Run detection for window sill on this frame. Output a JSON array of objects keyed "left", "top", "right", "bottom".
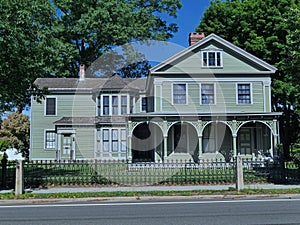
[{"left": 201, "top": 66, "right": 223, "bottom": 69}]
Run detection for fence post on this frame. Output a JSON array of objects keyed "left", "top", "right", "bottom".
[
  {"left": 236, "top": 156, "right": 244, "bottom": 191},
  {"left": 15, "top": 160, "right": 24, "bottom": 196}
]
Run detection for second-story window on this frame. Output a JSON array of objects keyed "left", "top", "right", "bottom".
[
  {"left": 173, "top": 84, "right": 187, "bottom": 104},
  {"left": 141, "top": 97, "right": 147, "bottom": 112},
  {"left": 202, "top": 51, "right": 222, "bottom": 67},
  {"left": 121, "top": 96, "right": 127, "bottom": 115},
  {"left": 45, "top": 97, "right": 56, "bottom": 116},
  {"left": 99, "top": 95, "right": 129, "bottom": 116},
  {"left": 103, "top": 96, "right": 109, "bottom": 115},
  {"left": 112, "top": 96, "right": 118, "bottom": 115},
  {"left": 201, "top": 84, "right": 215, "bottom": 104},
  {"left": 237, "top": 83, "right": 251, "bottom": 104}
]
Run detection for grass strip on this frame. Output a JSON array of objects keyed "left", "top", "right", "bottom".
[{"left": 1, "top": 188, "right": 300, "bottom": 200}]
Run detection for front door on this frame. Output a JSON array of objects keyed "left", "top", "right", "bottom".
[
  {"left": 61, "top": 135, "right": 72, "bottom": 160},
  {"left": 238, "top": 128, "right": 252, "bottom": 155}
]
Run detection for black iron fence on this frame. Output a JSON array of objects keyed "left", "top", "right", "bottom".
[
  {"left": 1, "top": 158, "right": 300, "bottom": 189},
  {"left": 23, "top": 159, "right": 236, "bottom": 188},
  {"left": 0, "top": 158, "right": 16, "bottom": 189}
]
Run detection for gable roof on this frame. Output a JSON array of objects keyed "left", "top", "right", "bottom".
[{"left": 150, "top": 33, "right": 277, "bottom": 74}]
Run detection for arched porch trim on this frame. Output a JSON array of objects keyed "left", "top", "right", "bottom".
[
  {"left": 131, "top": 122, "right": 164, "bottom": 162},
  {"left": 236, "top": 120, "right": 275, "bottom": 136},
  {"left": 202, "top": 120, "right": 234, "bottom": 136}
]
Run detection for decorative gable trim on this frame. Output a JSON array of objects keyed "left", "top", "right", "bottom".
[{"left": 150, "top": 33, "right": 277, "bottom": 74}]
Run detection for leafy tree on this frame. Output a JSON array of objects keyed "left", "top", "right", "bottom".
[
  {"left": 0, "top": 0, "right": 181, "bottom": 113},
  {"left": 53, "top": 0, "right": 181, "bottom": 77},
  {"left": 0, "top": 113, "right": 30, "bottom": 158},
  {"left": 0, "top": 0, "right": 75, "bottom": 113},
  {"left": 197, "top": 0, "right": 300, "bottom": 158},
  {"left": 0, "top": 139, "right": 10, "bottom": 152}
]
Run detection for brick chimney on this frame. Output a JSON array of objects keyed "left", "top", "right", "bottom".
[
  {"left": 79, "top": 64, "right": 85, "bottom": 81},
  {"left": 188, "top": 32, "right": 205, "bottom": 46}
]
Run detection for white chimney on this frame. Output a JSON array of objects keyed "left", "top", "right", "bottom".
[{"left": 79, "top": 64, "right": 85, "bottom": 81}]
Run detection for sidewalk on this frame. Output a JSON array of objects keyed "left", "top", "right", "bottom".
[
  {"left": 1, "top": 183, "right": 300, "bottom": 195},
  {"left": 23, "top": 183, "right": 300, "bottom": 194}
]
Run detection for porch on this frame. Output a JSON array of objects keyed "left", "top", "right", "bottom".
[{"left": 128, "top": 113, "right": 281, "bottom": 163}]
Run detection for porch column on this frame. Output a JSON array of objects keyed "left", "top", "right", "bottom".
[
  {"left": 163, "top": 136, "right": 168, "bottom": 161},
  {"left": 233, "top": 134, "right": 237, "bottom": 157},
  {"left": 198, "top": 135, "right": 203, "bottom": 161},
  {"left": 273, "top": 134, "right": 279, "bottom": 156},
  {"left": 127, "top": 135, "right": 132, "bottom": 163},
  {"left": 272, "top": 119, "right": 278, "bottom": 156}
]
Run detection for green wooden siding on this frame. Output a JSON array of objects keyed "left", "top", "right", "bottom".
[
  {"left": 265, "top": 86, "right": 271, "bottom": 112},
  {"left": 157, "top": 81, "right": 265, "bottom": 113},
  {"left": 155, "top": 86, "right": 162, "bottom": 112},
  {"left": 31, "top": 93, "right": 96, "bottom": 159},
  {"left": 164, "top": 42, "right": 264, "bottom": 74},
  {"left": 74, "top": 127, "right": 95, "bottom": 159}
]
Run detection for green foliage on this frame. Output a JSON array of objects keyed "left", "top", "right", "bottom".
[
  {"left": 0, "top": 139, "right": 10, "bottom": 152},
  {"left": 0, "top": 0, "right": 181, "bottom": 112},
  {"left": 0, "top": 0, "right": 75, "bottom": 113},
  {"left": 0, "top": 113, "right": 30, "bottom": 158},
  {"left": 197, "top": 0, "right": 300, "bottom": 158},
  {"left": 53, "top": 0, "right": 181, "bottom": 76}
]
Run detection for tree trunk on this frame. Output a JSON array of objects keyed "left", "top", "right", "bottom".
[{"left": 16, "top": 105, "right": 23, "bottom": 114}]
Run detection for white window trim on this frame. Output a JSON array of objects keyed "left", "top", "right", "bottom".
[
  {"left": 236, "top": 83, "right": 253, "bottom": 105},
  {"left": 140, "top": 96, "right": 147, "bottom": 112},
  {"left": 98, "top": 94, "right": 129, "bottom": 116},
  {"left": 200, "top": 83, "right": 216, "bottom": 105},
  {"left": 97, "top": 127, "right": 127, "bottom": 159},
  {"left": 201, "top": 49, "right": 223, "bottom": 68},
  {"left": 172, "top": 83, "right": 188, "bottom": 105},
  {"left": 44, "top": 129, "right": 56, "bottom": 150},
  {"left": 44, "top": 96, "right": 57, "bottom": 116}
]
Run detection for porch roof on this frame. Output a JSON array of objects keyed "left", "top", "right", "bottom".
[
  {"left": 128, "top": 112, "right": 282, "bottom": 121},
  {"left": 54, "top": 116, "right": 128, "bottom": 126}
]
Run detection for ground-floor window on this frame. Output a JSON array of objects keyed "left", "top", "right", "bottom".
[
  {"left": 45, "top": 130, "right": 56, "bottom": 149},
  {"left": 97, "top": 128, "right": 127, "bottom": 158}
]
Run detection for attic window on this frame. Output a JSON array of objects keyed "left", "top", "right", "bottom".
[{"left": 202, "top": 50, "right": 222, "bottom": 68}]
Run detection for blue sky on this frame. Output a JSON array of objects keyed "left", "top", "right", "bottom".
[
  {"left": 7, "top": 0, "right": 212, "bottom": 118},
  {"left": 168, "top": 0, "right": 211, "bottom": 47}
]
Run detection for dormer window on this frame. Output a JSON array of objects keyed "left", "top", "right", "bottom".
[{"left": 202, "top": 50, "right": 222, "bottom": 67}]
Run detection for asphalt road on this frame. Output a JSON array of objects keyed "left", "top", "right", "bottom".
[{"left": 1, "top": 198, "right": 300, "bottom": 225}]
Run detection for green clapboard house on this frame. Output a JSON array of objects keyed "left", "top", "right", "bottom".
[{"left": 30, "top": 33, "right": 281, "bottom": 162}]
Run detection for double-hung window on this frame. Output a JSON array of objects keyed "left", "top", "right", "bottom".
[
  {"left": 111, "top": 129, "right": 119, "bottom": 152},
  {"left": 201, "top": 84, "right": 215, "bottom": 104},
  {"left": 237, "top": 83, "right": 251, "bottom": 104},
  {"left": 97, "top": 128, "right": 127, "bottom": 158},
  {"left": 45, "top": 97, "right": 56, "bottom": 116},
  {"left": 99, "top": 95, "right": 129, "bottom": 116},
  {"left": 45, "top": 130, "right": 56, "bottom": 149},
  {"left": 141, "top": 97, "right": 147, "bottom": 112},
  {"left": 202, "top": 50, "right": 222, "bottom": 67},
  {"left": 102, "top": 129, "right": 110, "bottom": 152},
  {"left": 173, "top": 84, "right": 187, "bottom": 104},
  {"left": 112, "top": 96, "right": 118, "bottom": 115},
  {"left": 103, "top": 96, "right": 110, "bottom": 115},
  {"left": 121, "top": 96, "right": 127, "bottom": 115}
]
